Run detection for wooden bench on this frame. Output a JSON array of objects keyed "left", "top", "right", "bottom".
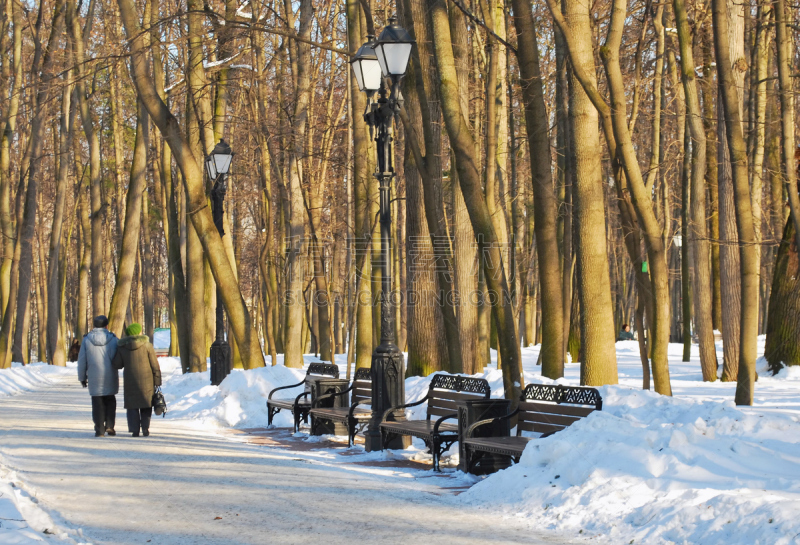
[
  {"left": 267, "top": 362, "right": 339, "bottom": 432},
  {"left": 380, "top": 374, "right": 491, "bottom": 471},
  {"left": 463, "top": 383, "right": 602, "bottom": 473},
  {"left": 308, "top": 367, "right": 372, "bottom": 446}
]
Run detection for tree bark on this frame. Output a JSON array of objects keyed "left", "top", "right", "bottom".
[
  {"left": 673, "top": 0, "right": 718, "bottom": 380},
  {"left": 510, "top": 0, "right": 564, "bottom": 379},
  {"left": 712, "top": 0, "right": 760, "bottom": 405}
]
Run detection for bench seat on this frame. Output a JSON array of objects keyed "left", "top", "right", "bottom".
[
  {"left": 308, "top": 368, "right": 372, "bottom": 445},
  {"left": 380, "top": 374, "right": 491, "bottom": 471},
  {"left": 462, "top": 436, "right": 530, "bottom": 458},
  {"left": 380, "top": 419, "right": 459, "bottom": 438},
  {"left": 267, "top": 362, "right": 339, "bottom": 432},
  {"left": 463, "top": 384, "right": 602, "bottom": 474}
]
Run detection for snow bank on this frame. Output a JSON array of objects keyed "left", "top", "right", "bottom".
[
  {"left": 0, "top": 364, "right": 73, "bottom": 398},
  {"left": 462, "top": 385, "right": 800, "bottom": 545},
  {"left": 160, "top": 358, "right": 307, "bottom": 429},
  {"left": 0, "top": 455, "right": 75, "bottom": 544}
]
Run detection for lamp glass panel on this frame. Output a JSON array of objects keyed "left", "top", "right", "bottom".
[
  {"left": 375, "top": 44, "right": 389, "bottom": 77},
  {"left": 214, "top": 153, "right": 233, "bottom": 175},
  {"left": 382, "top": 43, "right": 412, "bottom": 76},
  {"left": 351, "top": 60, "right": 365, "bottom": 91},
  {"left": 205, "top": 156, "right": 218, "bottom": 180},
  {"left": 361, "top": 58, "right": 383, "bottom": 90}
]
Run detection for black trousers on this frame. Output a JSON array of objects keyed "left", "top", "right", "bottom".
[
  {"left": 127, "top": 408, "right": 153, "bottom": 434},
  {"left": 91, "top": 395, "right": 117, "bottom": 433}
]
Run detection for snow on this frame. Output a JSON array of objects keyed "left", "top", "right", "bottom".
[
  {"left": 0, "top": 454, "right": 82, "bottom": 544},
  {"left": 2, "top": 335, "right": 798, "bottom": 544},
  {"left": 0, "top": 363, "right": 73, "bottom": 398}
]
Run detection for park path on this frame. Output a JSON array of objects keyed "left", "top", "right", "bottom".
[{"left": 0, "top": 375, "right": 575, "bottom": 545}]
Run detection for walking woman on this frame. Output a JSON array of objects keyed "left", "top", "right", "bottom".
[{"left": 113, "top": 323, "right": 162, "bottom": 437}]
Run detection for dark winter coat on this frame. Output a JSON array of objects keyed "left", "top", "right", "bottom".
[
  {"left": 113, "top": 335, "right": 162, "bottom": 409},
  {"left": 77, "top": 329, "right": 119, "bottom": 396}
]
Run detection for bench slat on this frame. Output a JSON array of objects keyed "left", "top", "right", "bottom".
[
  {"left": 431, "top": 390, "right": 490, "bottom": 402},
  {"left": 428, "top": 398, "right": 462, "bottom": 412},
  {"left": 464, "top": 436, "right": 530, "bottom": 457},
  {"left": 428, "top": 406, "right": 458, "bottom": 418},
  {"left": 518, "top": 421, "right": 565, "bottom": 435},
  {"left": 520, "top": 401, "right": 596, "bottom": 417},
  {"left": 519, "top": 411, "right": 582, "bottom": 427},
  {"left": 353, "top": 387, "right": 372, "bottom": 399}
]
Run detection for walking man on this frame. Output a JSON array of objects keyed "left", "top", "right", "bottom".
[{"left": 77, "top": 316, "right": 119, "bottom": 437}]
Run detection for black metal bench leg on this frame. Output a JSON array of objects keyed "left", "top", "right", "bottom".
[
  {"left": 347, "top": 418, "right": 354, "bottom": 447},
  {"left": 268, "top": 405, "right": 279, "bottom": 426}
]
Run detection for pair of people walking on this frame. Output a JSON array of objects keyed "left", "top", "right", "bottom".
[{"left": 77, "top": 316, "right": 162, "bottom": 437}]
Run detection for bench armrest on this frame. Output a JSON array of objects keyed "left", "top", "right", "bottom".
[
  {"left": 348, "top": 399, "right": 371, "bottom": 419},
  {"left": 381, "top": 394, "right": 430, "bottom": 423},
  {"left": 268, "top": 380, "right": 306, "bottom": 400},
  {"left": 312, "top": 384, "right": 355, "bottom": 408},
  {"left": 292, "top": 391, "right": 310, "bottom": 410},
  {"left": 433, "top": 413, "right": 457, "bottom": 435},
  {"left": 466, "top": 408, "right": 519, "bottom": 439}
]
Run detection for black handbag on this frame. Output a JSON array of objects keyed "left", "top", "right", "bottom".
[{"left": 152, "top": 386, "right": 167, "bottom": 417}]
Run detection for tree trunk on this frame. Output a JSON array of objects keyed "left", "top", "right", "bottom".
[
  {"left": 764, "top": 217, "right": 799, "bottom": 372},
  {"left": 510, "top": 0, "right": 564, "bottom": 379},
  {"left": 47, "top": 65, "right": 75, "bottom": 367},
  {"left": 712, "top": 0, "right": 760, "bottom": 405},
  {"left": 107, "top": 99, "right": 149, "bottom": 337},
  {"left": 673, "top": 0, "right": 718, "bottom": 380}
]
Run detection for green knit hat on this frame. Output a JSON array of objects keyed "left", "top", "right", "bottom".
[{"left": 125, "top": 323, "right": 142, "bottom": 337}]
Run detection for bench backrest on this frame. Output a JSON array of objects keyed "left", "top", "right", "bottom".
[
  {"left": 516, "top": 384, "right": 602, "bottom": 436},
  {"left": 351, "top": 367, "right": 372, "bottom": 405},
  {"left": 306, "top": 362, "right": 339, "bottom": 378},
  {"left": 426, "top": 374, "right": 491, "bottom": 420}
]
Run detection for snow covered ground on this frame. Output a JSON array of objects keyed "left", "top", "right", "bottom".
[
  {"left": 1, "top": 338, "right": 798, "bottom": 544},
  {"left": 0, "top": 454, "right": 79, "bottom": 544},
  {"left": 156, "top": 339, "right": 800, "bottom": 545},
  {"left": 0, "top": 362, "right": 73, "bottom": 398}
]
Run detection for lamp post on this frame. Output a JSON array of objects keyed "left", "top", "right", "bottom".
[
  {"left": 351, "top": 18, "right": 415, "bottom": 452},
  {"left": 206, "top": 139, "right": 235, "bottom": 386}
]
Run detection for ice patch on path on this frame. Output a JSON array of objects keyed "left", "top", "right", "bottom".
[
  {"left": 160, "top": 360, "right": 307, "bottom": 429},
  {"left": 0, "top": 364, "right": 73, "bottom": 398},
  {"left": 462, "top": 385, "right": 800, "bottom": 545},
  {"left": 0, "top": 455, "right": 81, "bottom": 544}
]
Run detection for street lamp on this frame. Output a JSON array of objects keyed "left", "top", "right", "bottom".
[
  {"left": 207, "top": 139, "right": 234, "bottom": 386},
  {"left": 349, "top": 37, "right": 382, "bottom": 95},
  {"left": 352, "top": 17, "right": 415, "bottom": 452}
]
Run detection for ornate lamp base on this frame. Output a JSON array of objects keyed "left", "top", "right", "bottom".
[
  {"left": 210, "top": 340, "right": 232, "bottom": 386},
  {"left": 364, "top": 343, "right": 411, "bottom": 452}
]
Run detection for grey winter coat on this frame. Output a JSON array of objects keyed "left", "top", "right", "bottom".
[
  {"left": 113, "top": 335, "right": 162, "bottom": 409},
  {"left": 77, "top": 329, "right": 119, "bottom": 396}
]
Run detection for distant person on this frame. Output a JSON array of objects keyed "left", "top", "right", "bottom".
[
  {"left": 618, "top": 324, "right": 635, "bottom": 341},
  {"left": 77, "top": 316, "right": 119, "bottom": 437},
  {"left": 67, "top": 338, "right": 81, "bottom": 362},
  {"left": 113, "top": 323, "right": 162, "bottom": 437}
]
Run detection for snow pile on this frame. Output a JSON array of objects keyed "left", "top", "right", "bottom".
[
  {"left": 462, "top": 385, "right": 800, "bottom": 545},
  {"left": 0, "top": 364, "right": 73, "bottom": 398},
  {"left": 160, "top": 358, "right": 307, "bottom": 429},
  {"left": 0, "top": 456, "right": 75, "bottom": 544}
]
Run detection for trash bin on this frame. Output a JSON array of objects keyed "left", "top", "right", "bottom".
[
  {"left": 457, "top": 398, "right": 513, "bottom": 474},
  {"left": 308, "top": 377, "right": 350, "bottom": 435}
]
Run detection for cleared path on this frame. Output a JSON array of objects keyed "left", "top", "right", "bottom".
[{"left": 0, "top": 376, "right": 577, "bottom": 545}]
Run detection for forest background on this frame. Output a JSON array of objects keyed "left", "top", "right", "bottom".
[{"left": 0, "top": 0, "right": 798, "bottom": 407}]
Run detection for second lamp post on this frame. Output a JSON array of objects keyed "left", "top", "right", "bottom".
[
  {"left": 350, "top": 17, "right": 415, "bottom": 452},
  {"left": 206, "top": 139, "right": 234, "bottom": 386}
]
